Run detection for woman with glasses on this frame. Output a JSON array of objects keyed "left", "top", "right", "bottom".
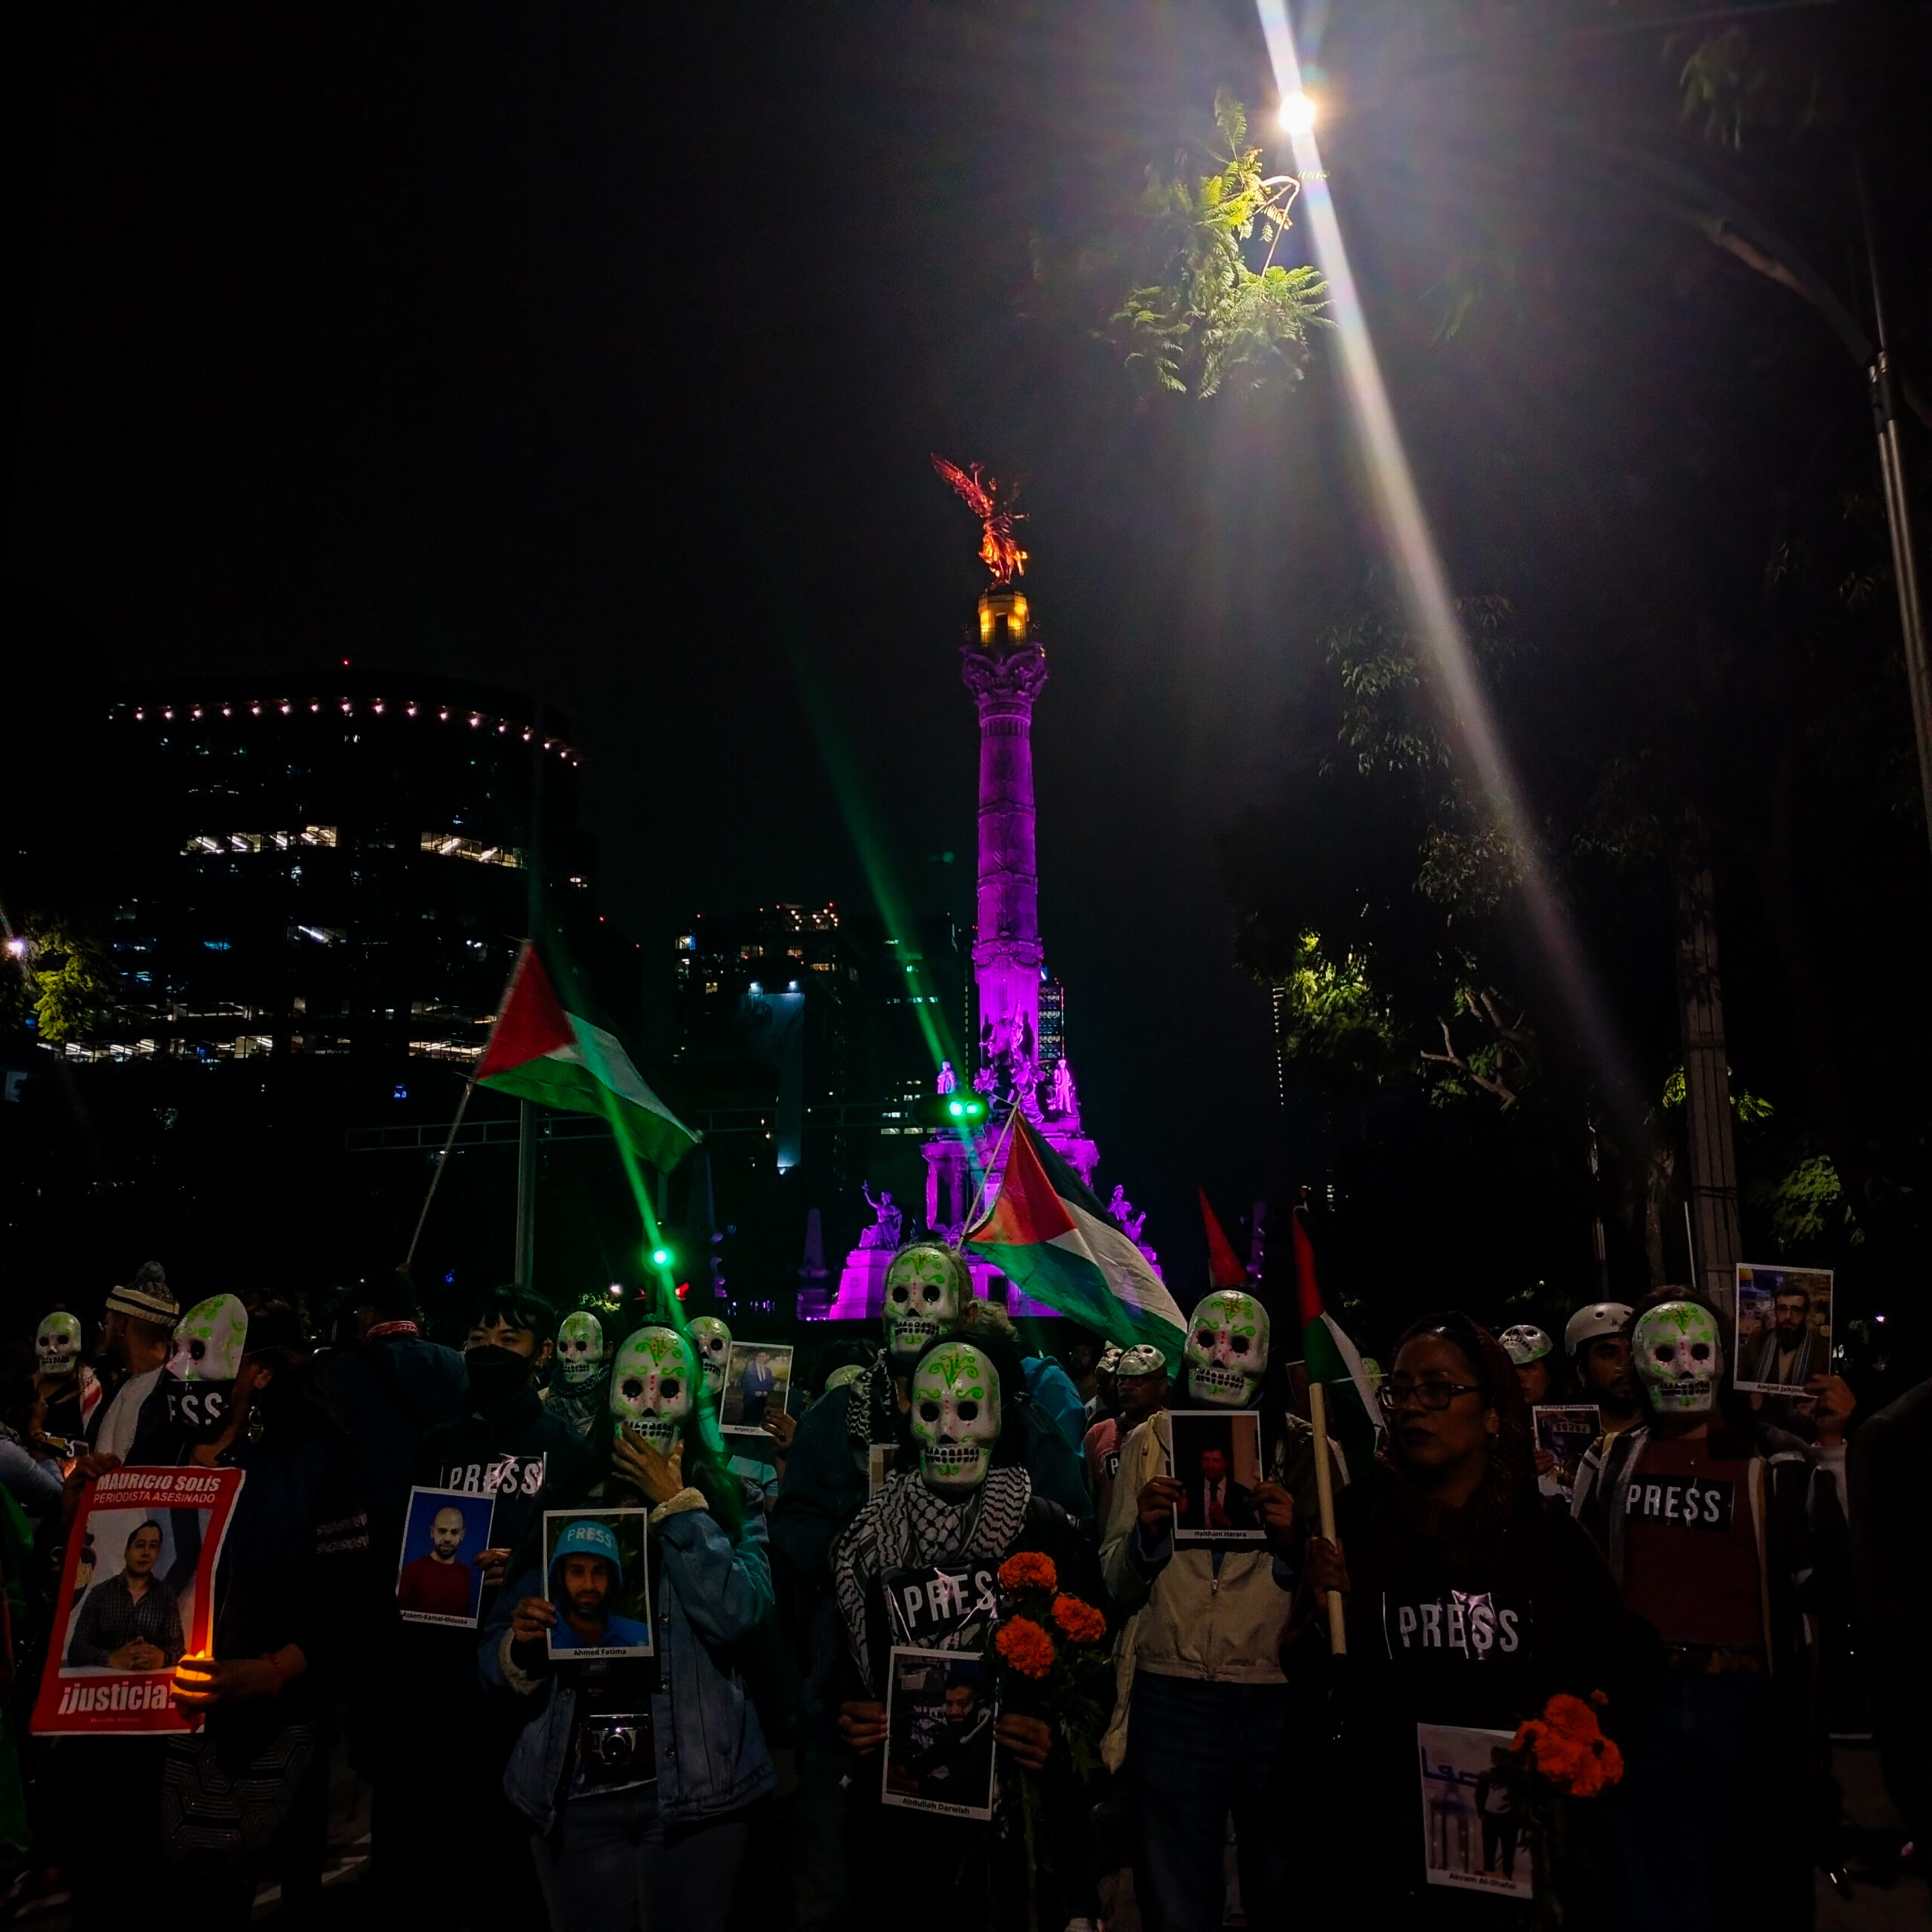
[{"left": 1286, "top": 1312, "right": 1630, "bottom": 1924}]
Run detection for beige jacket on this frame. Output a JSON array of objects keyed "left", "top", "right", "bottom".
[{"left": 1099, "top": 1407, "right": 1341, "bottom": 1688}]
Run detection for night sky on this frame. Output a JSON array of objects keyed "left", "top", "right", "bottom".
[
  {"left": 7, "top": 4, "right": 1360, "bottom": 1279},
  {"left": 7, "top": 4, "right": 1924, "bottom": 1300}
]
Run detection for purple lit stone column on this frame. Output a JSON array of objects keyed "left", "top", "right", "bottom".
[{"left": 961, "top": 583, "right": 1047, "bottom": 1079}]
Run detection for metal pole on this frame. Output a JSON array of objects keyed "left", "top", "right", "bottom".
[
  {"left": 1859, "top": 165, "right": 1932, "bottom": 857},
  {"left": 513, "top": 703, "right": 546, "bottom": 1288}
]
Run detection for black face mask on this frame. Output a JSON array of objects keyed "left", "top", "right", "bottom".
[
  {"left": 465, "top": 1344, "right": 533, "bottom": 1415},
  {"left": 165, "top": 1376, "right": 235, "bottom": 1442}
]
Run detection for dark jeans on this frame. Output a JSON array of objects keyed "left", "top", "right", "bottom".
[
  {"left": 1127, "top": 1672, "right": 1292, "bottom": 1932},
  {"left": 1614, "top": 1675, "right": 1812, "bottom": 1932},
  {"left": 531, "top": 1786, "right": 748, "bottom": 1932}
]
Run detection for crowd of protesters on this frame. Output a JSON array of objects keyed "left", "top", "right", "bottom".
[{"left": 0, "top": 1241, "right": 1919, "bottom": 1932}]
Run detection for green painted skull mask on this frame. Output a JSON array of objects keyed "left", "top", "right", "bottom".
[
  {"left": 35, "top": 1312, "right": 82, "bottom": 1378},
  {"left": 910, "top": 1342, "right": 1001, "bottom": 1494},
  {"left": 1632, "top": 1300, "right": 1721, "bottom": 1416},
  {"left": 1184, "top": 1291, "right": 1269, "bottom": 1407},
  {"left": 609, "top": 1326, "right": 695, "bottom": 1453},
  {"left": 882, "top": 1244, "right": 968, "bottom": 1364},
  {"left": 168, "top": 1294, "right": 248, "bottom": 1384},
  {"left": 556, "top": 1312, "right": 606, "bottom": 1389},
  {"left": 689, "top": 1316, "right": 732, "bottom": 1402}
]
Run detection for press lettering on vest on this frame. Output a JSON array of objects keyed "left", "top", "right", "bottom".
[
  {"left": 1625, "top": 1473, "right": 1735, "bottom": 1531},
  {"left": 1383, "top": 1593, "right": 1528, "bottom": 1661}
]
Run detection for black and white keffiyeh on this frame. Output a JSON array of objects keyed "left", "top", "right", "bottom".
[
  {"left": 844, "top": 1353, "right": 899, "bottom": 1453},
  {"left": 831, "top": 1464, "right": 1032, "bottom": 1694}
]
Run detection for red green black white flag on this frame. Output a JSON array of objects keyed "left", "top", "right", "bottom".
[
  {"left": 475, "top": 943, "right": 699, "bottom": 1171},
  {"left": 964, "top": 1112, "right": 1186, "bottom": 1355}
]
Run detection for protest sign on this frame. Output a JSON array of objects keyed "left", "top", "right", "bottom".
[
  {"left": 34, "top": 1466, "right": 245, "bottom": 1737},
  {"left": 721, "top": 1342, "right": 794, "bottom": 1435},
  {"left": 1531, "top": 1405, "right": 1601, "bottom": 1505},
  {"left": 1163, "top": 1410, "right": 1266, "bottom": 1545},
  {"left": 882, "top": 1647, "right": 998, "bottom": 1820},
  {"left": 1417, "top": 1724, "right": 1534, "bottom": 1900},
  {"left": 395, "top": 1487, "right": 495, "bottom": 1629},
  {"left": 543, "top": 1509, "right": 653, "bottom": 1660},
  {"left": 1734, "top": 1264, "right": 1832, "bottom": 1396}
]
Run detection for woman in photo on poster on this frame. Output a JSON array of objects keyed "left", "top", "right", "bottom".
[
  {"left": 829, "top": 1325, "right": 1110, "bottom": 1931},
  {"left": 483, "top": 1324, "right": 775, "bottom": 1932},
  {"left": 1288, "top": 1312, "right": 1633, "bottom": 1925}
]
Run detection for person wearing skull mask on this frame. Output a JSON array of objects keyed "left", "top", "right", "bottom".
[
  {"left": 1570, "top": 1294, "right": 1854, "bottom": 1930},
  {"left": 544, "top": 1305, "right": 617, "bottom": 1444},
  {"left": 483, "top": 1322, "right": 775, "bottom": 1932},
  {"left": 85, "top": 1298, "right": 372, "bottom": 1930},
  {"left": 35, "top": 1308, "right": 102, "bottom": 1444},
  {"left": 1290, "top": 1313, "right": 1630, "bottom": 1924},
  {"left": 772, "top": 1247, "right": 1088, "bottom": 1617},
  {"left": 1100, "top": 1289, "right": 1331, "bottom": 1932},
  {"left": 829, "top": 1330, "right": 1109, "bottom": 1930}
]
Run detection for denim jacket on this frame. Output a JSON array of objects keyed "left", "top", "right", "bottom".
[{"left": 482, "top": 1484, "right": 777, "bottom": 1833}]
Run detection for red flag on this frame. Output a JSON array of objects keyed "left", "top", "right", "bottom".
[{"left": 1198, "top": 1188, "right": 1247, "bottom": 1289}]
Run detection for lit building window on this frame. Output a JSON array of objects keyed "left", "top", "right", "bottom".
[{"left": 421, "top": 832, "right": 525, "bottom": 869}]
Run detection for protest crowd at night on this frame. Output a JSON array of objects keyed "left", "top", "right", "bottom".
[
  {"left": 0, "top": 1211, "right": 1921, "bottom": 1931},
  {"left": 5, "top": 3, "right": 1932, "bottom": 1930}
]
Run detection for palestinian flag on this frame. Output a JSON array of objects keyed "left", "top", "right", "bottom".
[
  {"left": 476, "top": 943, "right": 699, "bottom": 1171},
  {"left": 1294, "top": 1211, "right": 1380, "bottom": 1480},
  {"left": 964, "top": 1113, "right": 1186, "bottom": 1355},
  {"left": 1198, "top": 1187, "right": 1248, "bottom": 1289}
]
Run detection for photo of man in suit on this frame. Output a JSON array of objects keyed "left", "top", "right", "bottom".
[{"left": 1179, "top": 1444, "right": 1256, "bottom": 1532}]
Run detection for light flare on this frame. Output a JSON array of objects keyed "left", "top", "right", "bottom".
[{"left": 1254, "top": 0, "right": 1633, "bottom": 1119}]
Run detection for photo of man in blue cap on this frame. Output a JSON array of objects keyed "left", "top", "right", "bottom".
[{"left": 546, "top": 1517, "right": 651, "bottom": 1653}]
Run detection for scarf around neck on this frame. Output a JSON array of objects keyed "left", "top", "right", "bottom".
[{"left": 831, "top": 1463, "right": 1032, "bottom": 1695}]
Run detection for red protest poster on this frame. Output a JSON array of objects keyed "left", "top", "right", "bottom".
[{"left": 32, "top": 1466, "right": 246, "bottom": 1737}]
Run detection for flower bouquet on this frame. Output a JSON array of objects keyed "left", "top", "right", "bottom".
[
  {"left": 989, "top": 1553, "right": 1113, "bottom": 1931},
  {"left": 1494, "top": 1691, "right": 1624, "bottom": 1930}
]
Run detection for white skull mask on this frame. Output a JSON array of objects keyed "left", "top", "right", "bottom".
[
  {"left": 556, "top": 1312, "right": 606, "bottom": 1389},
  {"left": 910, "top": 1342, "right": 1001, "bottom": 1494},
  {"left": 1632, "top": 1300, "right": 1722, "bottom": 1416},
  {"left": 167, "top": 1295, "right": 248, "bottom": 1384},
  {"left": 688, "top": 1317, "right": 732, "bottom": 1401},
  {"left": 882, "top": 1244, "right": 966, "bottom": 1364},
  {"left": 35, "top": 1312, "right": 82, "bottom": 1378},
  {"left": 1184, "top": 1291, "right": 1269, "bottom": 1407},
  {"left": 609, "top": 1327, "right": 694, "bottom": 1452}
]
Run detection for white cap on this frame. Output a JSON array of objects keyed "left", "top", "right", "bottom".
[{"left": 1563, "top": 1303, "right": 1633, "bottom": 1356}]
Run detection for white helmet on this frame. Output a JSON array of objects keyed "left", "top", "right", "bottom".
[{"left": 1563, "top": 1302, "right": 1632, "bottom": 1357}]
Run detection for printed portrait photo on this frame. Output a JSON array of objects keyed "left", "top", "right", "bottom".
[
  {"left": 1531, "top": 1405, "right": 1601, "bottom": 1506},
  {"left": 542, "top": 1509, "right": 653, "bottom": 1660},
  {"left": 882, "top": 1647, "right": 998, "bottom": 1820},
  {"left": 395, "top": 1487, "right": 496, "bottom": 1629},
  {"left": 1733, "top": 1264, "right": 1833, "bottom": 1397},
  {"left": 59, "top": 1509, "right": 198, "bottom": 1676},
  {"left": 1164, "top": 1409, "right": 1266, "bottom": 1545},
  {"left": 720, "top": 1341, "right": 795, "bottom": 1434}
]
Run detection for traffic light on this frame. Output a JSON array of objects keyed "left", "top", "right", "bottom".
[{"left": 650, "top": 1244, "right": 674, "bottom": 1269}]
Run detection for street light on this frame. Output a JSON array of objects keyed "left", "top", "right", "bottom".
[{"left": 1278, "top": 91, "right": 1317, "bottom": 137}]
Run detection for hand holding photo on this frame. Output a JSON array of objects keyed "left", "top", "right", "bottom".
[
  {"left": 882, "top": 1647, "right": 998, "bottom": 1820},
  {"left": 1417, "top": 1724, "right": 1534, "bottom": 1900},
  {"left": 395, "top": 1487, "right": 496, "bottom": 1628},
  {"left": 542, "top": 1509, "right": 653, "bottom": 1660},
  {"left": 1733, "top": 1264, "right": 1832, "bottom": 1396},
  {"left": 720, "top": 1342, "right": 794, "bottom": 1435},
  {"left": 1162, "top": 1410, "right": 1266, "bottom": 1544}
]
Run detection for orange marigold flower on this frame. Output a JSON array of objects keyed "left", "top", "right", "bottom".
[
  {"left": 1050, "top": 1595, "right": 1106, "bottom": 1644},
  {"left": 995, "top": 1617, "right": 1057, "bottom": 1680},
  {"left": 998, "top": 1552, "right": 1058, "bottom": 1593}
]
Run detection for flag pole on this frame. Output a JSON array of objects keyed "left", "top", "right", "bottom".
[
  {"left": 404, "top": 1075, "right": 476, "bottom": 1271},
  {"left": 959, "top": 1102, "right": 1020, "bottom": 1241},
  {"left": 1308, "top": 1377, "right": 1347, "bottom": 1655}
]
